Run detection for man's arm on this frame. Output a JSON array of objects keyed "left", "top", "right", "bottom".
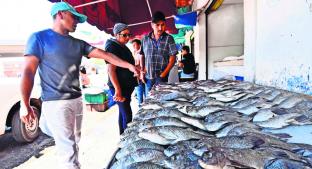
[
  {"left": 160, "top": 55, "right": 176, "bottom": 78},
  {"left": 88, "top": 48, "right": 139, "bottom": 76},
  {"left": 20, "top": 56, "right": 39, "bottom": 124},
  {"left": 107, "top": 64, "right": 125, "bottom": 102}
]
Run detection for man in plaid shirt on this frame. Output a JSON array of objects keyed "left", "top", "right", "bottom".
[{"left": 140, "top": 11, "right": 178, "bottom": 94}]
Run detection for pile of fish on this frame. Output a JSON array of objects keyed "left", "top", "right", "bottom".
[{"left": 109, "top": 79, "right": 312, "bottom": 169}]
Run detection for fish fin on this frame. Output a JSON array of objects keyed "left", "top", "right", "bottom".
[
  {"left": 269, "top": 132, "right": 292, "bottom": 139},
  {"left": 294, "top": 115, "right": 309, "bottom": 123},
  {"left": 272, "top": 108, "right": 288, "bottom": 115},
  {"left": 227, "top": 159, "right": 253, "bottom": 168}
]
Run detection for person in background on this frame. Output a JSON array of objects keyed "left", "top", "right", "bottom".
[
  {"left": 79, "top": 66, "right": 90, "bottom": 88},
  {"left": 178, "top": 45, "right": 196, "bottom": 81},
  {"left": 140, "top": 11, "right": 178, "bottom": 94},
  {"left": 104, "top": 23, "right": 138, "bottom": 134},
  {"left": 20, "top": 2, "right": 138, "bottom": 169},
  {"left": 131, "top": 39, "right": 146, "bottom": 106}
]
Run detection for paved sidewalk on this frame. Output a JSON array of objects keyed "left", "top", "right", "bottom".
[{"left": 15, "top": 99, "right": 139, "bottom": 169}]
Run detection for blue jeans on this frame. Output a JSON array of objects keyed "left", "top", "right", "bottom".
[
  {"left": 145, "top": 76, "right": 168, "bottom": 94},
  {"left": 109, "top": 87, "right": 134, "bottom": 134},
  {"left": 135, "top": 82, "right": 146, "bottom": 106}
]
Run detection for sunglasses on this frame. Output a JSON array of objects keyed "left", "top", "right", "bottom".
[{"left": 119, "top": 33, "right": 132, "bottom": 38}]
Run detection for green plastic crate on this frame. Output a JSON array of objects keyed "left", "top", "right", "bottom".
[{"left": 84, "top": 93, "right": 107, "bottom": 104}]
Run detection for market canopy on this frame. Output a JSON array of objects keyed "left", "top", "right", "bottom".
[{"left": 48, "top": 0, "right": 178, "bottom": 37}]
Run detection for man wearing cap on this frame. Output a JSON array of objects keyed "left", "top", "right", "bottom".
[
  {"left": 20, "top": 2, "right": 138, "bottom": 169},
  {"left": 140, "top": 11, "right": 178, "bottom": 94},
  {"left": 104, "top": 23, "right": 137, "bottom": 134}
]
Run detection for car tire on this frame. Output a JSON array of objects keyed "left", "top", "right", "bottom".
[{"left": 12, "top": 106, "right": 40, "bottom": 143}]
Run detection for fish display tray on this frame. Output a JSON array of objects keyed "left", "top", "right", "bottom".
[{"left": 106, "top": 79, "right": 312, "bottom": 168}]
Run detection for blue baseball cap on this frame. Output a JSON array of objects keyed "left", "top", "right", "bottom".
[{"left": 50, "top": 2, "right": 87, "bottom": 23}]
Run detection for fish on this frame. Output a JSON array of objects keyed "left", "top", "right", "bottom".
[
  {"left": 204, "top": 113, "right": 251, "bottom": 132},
  {"left": 256, "top": 146, "right": 308, "bottom": 163},
  {"left": 124, "top": 162, "right": 166, "bottom": 169},
  {"left": 225, "top": 123, "right": 262, "bottom": 137},
  {"left": 164, "top": 150, "right": 202, "bottom": 169},
  {"left": 193, "top": 135, "right": 265, "bottom": 156},
  {"left": 256, "top": 89, "right": 281, "bottom": 101},
  {"left": 133, "top": 108, "right": 186, "bottom": 121},
  {"left": 157, "top": 91, "right": 190, "bottom": 101},
  {"left": 253, "top": 108, "right": 277, "bottom": 122},
  {"left": 278, "top": 96, "right": 305, "bottom": 109},
  {"left": 242, "top": 132, "right": 299, "bottom": 152},
  {"left": 118, "top": 134, "right": 143, "bottom": 148},
  {"left": 234, "top": 102, "right": 260, "bottom": 115},
  {"left": 180, "top": 105, "right": 225, "bottom": 118},
  {"left": 180, "top": 116, "right": 206, "bottom": 131},
  {"left": 111, "top": 149, "right": 166, "bottom": 169},
  {"left": 231, "top": 96, "right": 261, "bottom": 109},
  {"left": 126, "top": 116, "right": 191, "bottom": 134},
  {"left": 115, "top": 139, "right": 165, "bottom": 160},
  {"left": 256, "top": 113, "right": 302, "bottom": 129},
  {"left": 164, "top": 139, "right": 199, "bottom": 157},
  {"left": 265, "top": 158, "right": 311, "bottom": 169},
  {"left": 209, "top": 89, "right": 248, "bottom": 103},
  {"left": 198, "top": 147, "right": 277, "bottom": 169},
  {"left": 138, "top": 126, "right": 206, "bottom": 145},
  {"left": 271, "top": 94, "right": 291, "bottom": 105}
]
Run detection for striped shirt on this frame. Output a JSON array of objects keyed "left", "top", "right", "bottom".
[{"left": 140, "top": 32, "right": 178, "bottom": 79}]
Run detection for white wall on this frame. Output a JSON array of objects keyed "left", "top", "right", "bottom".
[
  {"left": 193, "top": 0, "right": 244, "bottom": 80},
  {"left": 207, "top": 2, "right": 244, "bottom": 79},
  {"left": 193, "top": 0, "right": 209, "bottom": 80},
  {"left": 245, "top": 0, "right": 312, "bottom": 95}
]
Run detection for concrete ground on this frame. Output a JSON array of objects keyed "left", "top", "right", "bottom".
[{"left": 15, "top": 98, "right": 139, "bottom": 169}]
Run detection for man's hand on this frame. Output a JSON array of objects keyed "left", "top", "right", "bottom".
[
  {"left": 114, "top": 89, "right": 126, "bottom": 102},
  {"left": 128, "top": 65, "right": 139, "bottom": 77},
  {"left": 139, "top": 70, "right": 146, "bottom": 84},
  {"left": 20, "top": 106, "right": 36, "bottom": 125},
  {"left": 160, "top": 72, "right": 166, "bottom": 78},
  {"left": 178, "top": 61, "right": 184, "bottom": 68}
]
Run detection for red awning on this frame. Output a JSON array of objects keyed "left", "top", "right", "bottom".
[{"left": 48, "top": 0, "right": 178, "bottom": 38}]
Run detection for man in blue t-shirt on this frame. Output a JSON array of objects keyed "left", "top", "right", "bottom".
[{"left": 20, "top": 2, "right": 138, "bottom": 169}]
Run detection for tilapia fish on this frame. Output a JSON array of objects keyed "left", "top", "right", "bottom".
[
  {"left": 126, "top": 116, "right": 190, "bottom": 134},
  {"left": 156, "top": 91, "right": 190, "bottom": 101},
  {"left": 164, "top": 139, "right": 199, "bottom": 157},
  {"left": 164, "top": 150, "right": 202, "bottom": 169},
  {"left": 278, "top": 95, "right": 305, "bottom": 109},
  {"left": 198, "top": 147, "right": 281, "bottom": 169},
  {"left": 204, "top": 113, "right": 251, "bottom": 132},
  {"left": 253, "top": 108, "right": 276, "bottom": 122},
  {"left": 255, "top": 113, "right": 302, "bottom": 129},
  {"left": 180, "top": 105, "right": 225, "bottom": 118},
  {"left": 124, "top": 162, "right": 166, "bottom": 169},
  {"left": 111, "top": 149, "right": 166, "bottom": 169},
  {"left": 115, "top": 139, "right": 164, "bottom": 160},
  {"left": 118, "top": 134, "right": 143, "bottom": 148},
  {"left": 133, "top": 108, "right": 185, "bottom": 121},
  {"left": 138, "top": 126, "right": 207, "bottom": 145},
  {"left": 193, "top": 135, "right": 265, "bottom": 156},
  {"left": 231, "top": 96, "right": 261, "bottom": 109}
]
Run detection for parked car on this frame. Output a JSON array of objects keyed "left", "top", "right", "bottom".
[{"left": 0, "top": 56, "right": 41, "bottom": 143}]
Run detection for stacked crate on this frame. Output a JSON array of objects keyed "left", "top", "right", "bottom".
[{"left": 84, "top": 91, "right": 108, "bottom": 112}]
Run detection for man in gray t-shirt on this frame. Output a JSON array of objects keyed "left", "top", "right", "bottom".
[{"left": 20, "top": 2, "right": 138, "bottom": 169}]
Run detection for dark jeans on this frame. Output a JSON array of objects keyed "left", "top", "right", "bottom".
[
  {"left": 135, "top": 82, "right": 146, "bottom": 106},
  {"left": 145, "top": 76, "right": 168, "bottom": 94},
  {"left": 109, "top": 87, "right": 134, "bottom": 134}
]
